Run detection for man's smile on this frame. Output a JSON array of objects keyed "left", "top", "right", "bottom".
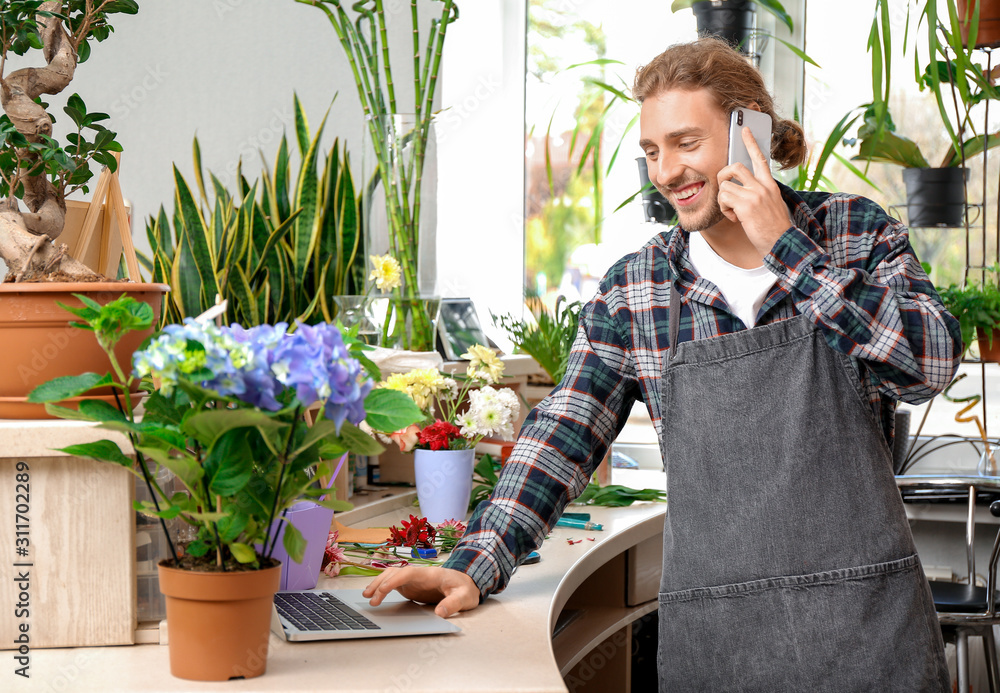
[{"left": 671, "top": 182, "right": 705, "bottom": 206}]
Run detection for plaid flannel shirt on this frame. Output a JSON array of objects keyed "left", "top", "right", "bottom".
[{"left": 442, "top": 183, "right": 963, "bottom": 599}]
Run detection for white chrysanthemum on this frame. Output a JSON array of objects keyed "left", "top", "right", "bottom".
[
  {"left": 466, "top": 386, "right": 519, "bottom": 441},
  {"left": 457, "top": 411, "right": 480, "bottom": 439}
]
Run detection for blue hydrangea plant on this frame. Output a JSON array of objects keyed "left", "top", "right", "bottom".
[{"left": 28, "top": 294, "right": 423, "bottom": 571}]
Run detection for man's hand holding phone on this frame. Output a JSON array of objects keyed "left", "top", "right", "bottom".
[{"left": 718, "top": 119, "right": 793, "bottom": 258}]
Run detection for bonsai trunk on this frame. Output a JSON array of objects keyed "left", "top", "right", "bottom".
[{"left": 0, "top": 1, "right": 99, "bottom": 282}]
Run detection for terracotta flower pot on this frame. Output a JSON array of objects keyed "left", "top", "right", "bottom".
[
  {"left": 977, "top": 327, "right": 1000, "bottom": 362},
  {"left": 158, "top": 560, "right": 281, "bottom": 681},
  {"left": 0, "top": 282, "right": 168, "bottom": 419},
  {"left": 958, "top": 0, "right": 1000, "bottom": 48}
]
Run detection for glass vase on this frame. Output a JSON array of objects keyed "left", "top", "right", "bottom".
[
  {"left": 362, "top": 113, "right": 439, "bottom": 351},
  {"left": 331, "top": 295, "right": 380, "bottom": 345},
  {"left": 371, "top": 295, "right": 441, "bottom": 352}
]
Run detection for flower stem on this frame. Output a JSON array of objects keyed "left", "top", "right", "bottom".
[{"left": 265, "top": 405, "right": 303, "bottom": 559}]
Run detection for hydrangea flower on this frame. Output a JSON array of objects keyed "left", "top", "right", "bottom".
[
  {"left": 268, "top": 322, "right": 372, "bottom": 432},
  {"left": 133, "top": 319, "right": 372, "bottom": 432}
]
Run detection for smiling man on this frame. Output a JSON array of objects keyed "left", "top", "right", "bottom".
[{"left": 363, "top": 38, "right": 961, "bottom": 692}]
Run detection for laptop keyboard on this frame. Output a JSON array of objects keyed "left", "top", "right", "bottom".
[{"left": 274, "top": 591, "right": 381, "bottom": 632}]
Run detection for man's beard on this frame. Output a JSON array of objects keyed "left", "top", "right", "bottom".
[
  {"left": 677, "top": 201, "right": 726, "bottom": 232},
  {"left": 669, "top": 179, "right": 725, "bottom": 232}
]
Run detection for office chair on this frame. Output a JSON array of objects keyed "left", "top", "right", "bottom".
[{"left": 896, "top": 475, "right": 1000, "bottom": 692}]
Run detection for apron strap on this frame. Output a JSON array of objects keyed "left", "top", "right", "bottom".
[{"left": 668, "top": 281, "right": 680, "bottom": 361}]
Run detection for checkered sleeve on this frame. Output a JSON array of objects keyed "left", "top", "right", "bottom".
[
  {"left": 764, "top": 195, "right": 962, "bottom": 404},
  {"left": 441, "top": 277, "right": 642, "bottom": 598}
]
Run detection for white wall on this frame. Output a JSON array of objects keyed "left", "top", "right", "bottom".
[
  {"left": 2, "top": 0, "right": 528, "bottom": 335},
  {"left": 438, "top": 0, "right": 527, "bottom": 339}
]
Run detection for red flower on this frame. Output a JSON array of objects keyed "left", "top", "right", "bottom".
[
  {"left": 386, "top": 514, "right": 437, "bottom": 549},
  {"left": 417, "top": 420, "right": 461, "bottom": 451}
]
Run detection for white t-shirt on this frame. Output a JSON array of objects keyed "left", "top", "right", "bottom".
[{"left": 688, "top": 233, "right": 778, "bottom": 328}]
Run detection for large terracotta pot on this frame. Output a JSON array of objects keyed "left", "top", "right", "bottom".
[
  {"left": 158, "top": 560, "right": 281, "bottom": 681},
  {"left": 958, "top": 0, "right": 1000, "bottom": 48},
  {"left": 0, "top": 282, "right": 168, "bottom": 419}
]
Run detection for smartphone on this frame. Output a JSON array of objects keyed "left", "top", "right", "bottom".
[{"left": 727, "top": 108, "right": 773, "bottom": 172}]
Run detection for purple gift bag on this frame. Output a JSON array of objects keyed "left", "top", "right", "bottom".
[{"left": 259, "top": 454, "right": 345, "bottom": 591}]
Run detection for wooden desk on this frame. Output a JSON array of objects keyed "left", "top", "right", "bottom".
[{"left": 14, "top": 492, "right": 666, "bottom": 692}]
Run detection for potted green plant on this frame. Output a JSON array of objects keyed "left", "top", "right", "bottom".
[
  {"left": 939, "top": 272, "right": 1000, "bottom": 361},
  {"left": 27, "top": 295, "right": 422, "bottom": 680},
  {"left": 493, "top": 297, "right": 582, "bottom": 406},
  {"left": 370, "top": 344, "right": 520, "bottom": 523},
  {"left": 861, "top": 1, "right": 1000, "bottom": 227},
  {"left": 0, "top": 1, "right": 169, "bottom": 419},
  {"left": 143, "top": 94, "right": 364, "bottom": 328},
  {"left": 670, "top": 0, "right": 793, "bottom": 54},
  {"left": 297, "top": 0, "right": 458, "bottom": 352}
]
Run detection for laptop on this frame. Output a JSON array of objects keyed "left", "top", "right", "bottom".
[{"left": 270, "top": 588, "right": 461, "bottom": 642}]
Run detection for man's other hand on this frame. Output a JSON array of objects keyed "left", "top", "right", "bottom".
[{"left": 362, "top": 566, "right": 480, "bottom": 618}]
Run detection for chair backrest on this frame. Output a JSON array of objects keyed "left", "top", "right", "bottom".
[{"left": 896, "top": 475, "right": 1000, "bottom": 616}]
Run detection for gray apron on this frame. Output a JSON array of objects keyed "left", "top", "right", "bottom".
[{"left": 656, "top": 283, "right": 950, "bottom": 692}]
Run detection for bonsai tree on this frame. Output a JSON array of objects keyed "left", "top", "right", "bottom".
[{"left": 0, "top": 0, "right": 135, "bottom": 282}]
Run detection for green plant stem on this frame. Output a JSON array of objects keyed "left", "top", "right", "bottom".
[
  {"left": 111, "top": 388, "right": 180, "bottom": 565},
  {"left": 265, "top": 405, "right": 303, "bottom": 559},
  {"left": 375, "top": 0, "right": 397, "bottom": 114}
]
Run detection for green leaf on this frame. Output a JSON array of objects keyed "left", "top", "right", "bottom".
[
  {"left": 217, "top": 510, "right": 249, "bottom": 543},
  {"left": 28, "top": 373, "right": 113, "bottom": 403},
  {"left": 77, "top": 399, "right": 128, "bottom": 423},
  {"left": 186, "top": 540, "right": 211, "bottom": 557},
  {"left": 292, "top": 113, "right": 328, "bottom": 287},
  {"left": 204, "top": 430, "right": 253, "bottom": 496},
  {"left": 362, "top": 388, "right": 424, "bottom": 433},
  {"left": 229, "top": 542, "right": 258, "bottom": 563},
  {"left": 293, "top": 92, "right": 311, "bottom": 159},
  {"left": 56, "top": 440, "right": 132, "bottom": 466},
  {"left": 173, "top": 165, "right": 219, "bottom": 304},
  {"left": 337, "top": 421, "right": 385, "bottom": 456},
  {"left": 143, "top": 390, "right": 184, "bottom": 426},
  {"left": 182, "top": 408, "right": 285, "bottom": 449},
  {"left": 281, "top": 521, "right": 307, "bottom": 564},
  {"left": 135, "top": 445, "right": 204, "bottom": 492},
  {"left": 755, "top": 0, "right": 793, "bottom": 32},
  {"left": 293, "top": 416, "right": 341, "bottom": 456},
  {"left": 852, "top": 129, "right": 930, "bottom": 169},
  {"left": 133, "top": 500, "right": 182, "bottom": 519}
]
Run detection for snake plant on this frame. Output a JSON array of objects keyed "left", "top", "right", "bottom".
[{"left": 142, "top": 95, "right": 364, "bottom": 327}]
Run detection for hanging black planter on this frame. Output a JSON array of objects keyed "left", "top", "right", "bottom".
[
  {"left": 691, "top": 0, "right": 756, "bottom": 54},
  {"left": 902, "top": 167, "right": 969, "bottom": 228}
]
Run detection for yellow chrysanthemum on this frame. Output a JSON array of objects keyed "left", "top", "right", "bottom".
[
  {"left": 462, "top": 344, "right": 504, "bottom": 384},
  {"left": 381, "top": 368, "right": 452, "bottom": 413},
  {"left": 368, "top": 254, "right": 402, "bottom": 291}
]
